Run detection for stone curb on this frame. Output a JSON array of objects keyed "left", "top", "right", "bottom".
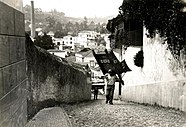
[
  {"left": 25, "top": 107, "right": 72, "bottom": 127},
  {"left": 61, "top": 107, "right": 73, "bottom": 127}
]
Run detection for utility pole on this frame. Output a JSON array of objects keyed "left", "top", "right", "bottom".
[{"left": 31, "top": 1, "right": 35, "bottom": 39}]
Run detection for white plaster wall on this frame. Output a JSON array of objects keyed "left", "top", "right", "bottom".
[
  {"left": 122, "top": 80, "right": 186, "bottom": 112},
  {"left": 84, "top": 57, "right": 95, "bottom": 64},
  {"left": 53, "top": 38, "right": 63, "bottom": 46},
  {"left": 142, "top": 28, "right": 185, "bottom": 84},
  {"left": 77, "top": 34, "right": 88, "bottom": 47},
  {"left": 54, "top": 52, "right": 66, "bottom": 58},
  {"left": 122, "top": 46, "right": 142, "bottom": 86},
  {"left": 75, "top": 55, "right": 83, "bottom": 62},
  {"left": 91, "top": 69, "right": 103, "bottom": 78},
  {"left": 123, "top": 27, "right": 186, "bottom": 86},
  {"left": 105, "top": 35, "right": 111, "bottom": 50},
  {"left": 59, "top": 45, "right": 63, "bottom": 50},
  {"left": 113, "top": 51, "right": 121, "bottom": 61},
  {"left": 49, "top": 52, "right": 66, "bottom": 58},
  {"left": 121, "top": 27, "right": 186, "bottom": 111}
]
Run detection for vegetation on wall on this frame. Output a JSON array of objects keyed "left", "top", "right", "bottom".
[
  {"left": 119, "top": 0, "right": 186, "bottom": 57},
  {"left": 34, "top": 33, "right": 55, "bottom": 50},
  {"left": 134, "top": 50, "right": 144, "bottom": 67}
]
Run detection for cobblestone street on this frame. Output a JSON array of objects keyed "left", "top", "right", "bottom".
[{"left": 62, "top": 95, "right": 186, "bottom": 127}]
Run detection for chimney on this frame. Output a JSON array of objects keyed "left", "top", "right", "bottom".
[{"left": 31, "top": 1, "right": 35, "bottom": 38}]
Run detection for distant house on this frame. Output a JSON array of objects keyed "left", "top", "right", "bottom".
[
  {"left": 47, "top": 31, "right": 55, "bottom": 38},
  {"left": 53, "top": 35, "right": 77, "bottom": 51},
  {"left": 78, "top": 30, "right": 99, "bottom": 40},
  {"left": 77, "top": 31, "right": 100, "bottom": 48},
  {"left": 53, "top": 38, "right": 63, "bottom": 47},
  {"left": 47, "top": 49, "right": 67, "bottom": 58},
  {"left": 104, "top": 34, "right": 111, "bottom": 50},
  {"left": 62, "top": 35, "right": 77, "bottom": 50},
  {"left": 35, "top": 27, "right": 42, "bottom": 32},
  {"left": 87, "top": 40, "right": 97, "bottom": 48},
  {"left": 94, "top": 44, "right": 106, "bottom": 51},
  {"left": 90, "top": 65, "right": 103, "bottom": 79},
  {"left": 75, "top": 49, "right": 94, "bottom": 64},
  {"left": 76, "top": 49, "right": 104, "bottom": 79}
]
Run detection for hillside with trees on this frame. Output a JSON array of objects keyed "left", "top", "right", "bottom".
[{"left": 24, "top": 5, "right": 111, "bottom": 37}]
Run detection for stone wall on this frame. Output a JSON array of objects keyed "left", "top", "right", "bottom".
[
  {"left": 26, "top": 34, "right": 91, "bottom": 119},
  {"left": 0, "top": 0, "right": 27, "bottom": 127}
]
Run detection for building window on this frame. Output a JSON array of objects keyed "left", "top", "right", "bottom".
[
  {"left": 70, "top": 41, "right": 72, "bottom": 44},
  {"left": 70, "top": 37, "right": 72, "bottom": 40},
  {"left": 91, "top": 72, "right": 94, "bottom": 78},
  {"left": 90, "top": 60, "right": 94, "bottom": 67},
  {"left": 57, "top": 42, "right": 60, "bottom": 45}
]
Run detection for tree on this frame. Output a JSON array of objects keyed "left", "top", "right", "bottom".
[
  {"left": 89, "top": 21, "right": 96, "bottom": 31},
  {"left": 100, "top": 23, "right": 107, "bottom": 33},
  {"left": 34, "top": 33, "right": 55, "bottom": 50},
  {"left": 66, "top": 21, "right": 74, "bottom": 32},
  {"left": 80, "top": 22, "right": 84, "bottom": 31},
  {"left": 72, "top": 22, "right": 80, "bottom": 35},
  {"left": 54, "top": 31, "right": 66, "bottom": 38},
  {"left": 23, "top": 5, "right": 31, "bottom": 13},
  {"left": 83, "top": 16, "right": 88, "bottom": 30},
  {"left": 95, "top": 23, "right": 102, "bottom": 33},
  {"left": 106, "top": 19, "right": 115, "bottom": 33},
  {"left": 55, "top": 22, "right": 63, "bottom": 32},
  {"left": 45, "top": 16, "right": 56, "bottom": 31}
]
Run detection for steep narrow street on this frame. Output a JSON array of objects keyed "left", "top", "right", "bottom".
[{"left": 62, "top": 95, "right": 186, "bottom": 127}]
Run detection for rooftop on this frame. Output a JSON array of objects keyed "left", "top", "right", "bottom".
[{"left": 47, "top": 49, "right": 65, "bottom": 52}]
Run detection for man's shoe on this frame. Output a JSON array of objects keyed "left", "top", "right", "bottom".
[{"left": 109, "top": 102, "right": 113, "bottom": 105}]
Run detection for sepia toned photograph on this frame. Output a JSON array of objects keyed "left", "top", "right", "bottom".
[{"left": 0, "top": 0, "right": 186, "bottom": 126}]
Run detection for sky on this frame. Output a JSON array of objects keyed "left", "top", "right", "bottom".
[{"left": 23, "top": 0, "right": 123, "bottom": 18}]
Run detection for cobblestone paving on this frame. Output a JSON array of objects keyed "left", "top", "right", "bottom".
[{"left": 62, "top": 97, "right": 186, "bottom": 127}]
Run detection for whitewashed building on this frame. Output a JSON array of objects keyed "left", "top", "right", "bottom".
[
  {"left": 53, "top": 38, "right": 63, "bottom": 47},
  {"left": 77, "top": 31, "right": 100, "bottom": 48},
  {"left": 107, "top": 11, "right": 186, "bottom": 111},
  {"left": 62, "top": 35, "right": 77, "bottom": 50},
  {"left": 53, "top": 35, "right": 77, "bottom": 51},
  {"left": 47, "top": 49, "right": 67, "bottom": 58},
  {"left": 121, "top": 27, "right": 186, "bottom": 112}
]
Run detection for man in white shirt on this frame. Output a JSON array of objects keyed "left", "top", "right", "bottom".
[{"left": 105, "top": 69, "right": 117, "bottom": 104}]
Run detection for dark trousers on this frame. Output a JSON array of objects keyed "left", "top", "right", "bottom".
[
  {"left": 106, "top": 85, "right": 115, "bottom": 103},
  {"left": 94, "top": 93, "right": 98, "bottom": 100},
  {"left": 94, "top": 88, "right": 98, "bottom": 100}
]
